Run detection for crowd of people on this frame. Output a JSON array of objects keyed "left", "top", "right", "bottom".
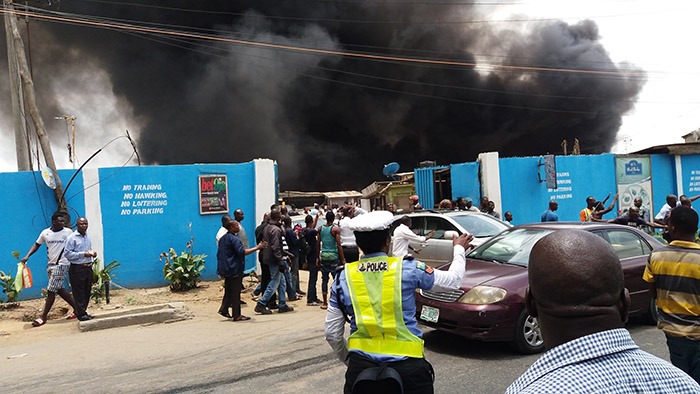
[{"left": 22, "top": 190, "right": 700, "bottom": 392}]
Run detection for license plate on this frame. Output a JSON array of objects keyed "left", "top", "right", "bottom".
[{"left": 420, "top": 305, "right": 439, "bottom": 323}]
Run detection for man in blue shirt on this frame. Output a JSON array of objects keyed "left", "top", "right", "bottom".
[
  {"left": 64, "top": 217, "right": 98, "bottom": 321},
  {"left": 540, "top": 200, "right": 558, "bottom": 222},
  {"left": 217, "top": 219, "right": 265, "bottom": 321},
  {"left": 506, "top": 230, "right": 699, "bottom": 393}
]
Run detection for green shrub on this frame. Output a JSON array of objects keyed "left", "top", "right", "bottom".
[
  {"left": 161, "top": 238, "right": 206, "bottom": 292},
  {"left": 0, "top": 251, "right": 21, "bottom": 303},
  {"left": 91, "top": 258, "right": 120, "bottom": 304}
]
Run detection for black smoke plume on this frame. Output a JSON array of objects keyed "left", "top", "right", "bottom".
[{"left": 1, "top": 1, "right": 645, "bottom": 191}]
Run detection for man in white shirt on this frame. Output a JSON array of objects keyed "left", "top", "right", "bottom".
[
  {"left": 216, "top": 214, "right": 232, "bottom": 245},
  {"left": 21, "top": 212, "right": 77, "bottom": 327},
  {"left": 654, "top": 194, "right": 680, "bottom": 225},
  {"left": 391, "top": 216, "right": 434, "bottom": 257}
]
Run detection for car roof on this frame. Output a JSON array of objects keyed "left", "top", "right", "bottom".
[
  {"left": 505, "top": 221, "right": 664, "bottom": 245},
  {"left": 394, "top": 210, "right": 512, "bottom": 226},
  {"left": 397, "top": 210, "right": 498, "bottom": 218}
]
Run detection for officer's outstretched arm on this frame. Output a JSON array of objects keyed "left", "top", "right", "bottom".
[
  {"left": 432, "top": 233, "right": 472, "bottom": 290},
  {"left": 325, "top": 304, "right": 349, "bottom": 365}
]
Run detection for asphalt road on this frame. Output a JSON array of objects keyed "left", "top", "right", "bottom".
[{"left": 1, "top": 302, "right": 670, "bottom": 394}]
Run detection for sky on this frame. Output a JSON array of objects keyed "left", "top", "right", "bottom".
[
  {"left": 0, "top": 1, "right": 698, "bottom": 187},
  {"left": 499, "top": 0, "right": 700, "bottom": 153}
]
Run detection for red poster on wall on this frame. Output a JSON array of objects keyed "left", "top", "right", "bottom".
[{"left": 199, "top": 175, "right": 228, "bottom": 215}]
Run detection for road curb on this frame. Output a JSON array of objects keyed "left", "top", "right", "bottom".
[{"left": 79, "top": 302, "right": 192, "bottom": 332}]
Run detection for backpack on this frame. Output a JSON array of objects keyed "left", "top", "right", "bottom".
[{"left": 299, "top": 228, "right": 311, "bottom": 257}]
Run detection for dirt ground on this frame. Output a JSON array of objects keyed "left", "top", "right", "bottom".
[{"left": 0, "top": 274, "right": 280, "bottom": 346}]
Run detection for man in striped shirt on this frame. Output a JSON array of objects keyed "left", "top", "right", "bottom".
[{"left": 644, "top": 206, "right": 700, "bottom": 384}]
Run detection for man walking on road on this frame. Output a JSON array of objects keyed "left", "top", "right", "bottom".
[
  {"left": 255, "top": 209, "right": 293, "bottom": 315},
  {"left": 507, "top": 230, "right": 699, "bottom": 393},
  {"left": 21, "top": 211, "right": 77, "bottom": 327},
  {"left": 644, "top": 206, "right": 700, "bottom": 384},
  {"left": 65, "top": 217, "right": 98, "bottom": 321}
]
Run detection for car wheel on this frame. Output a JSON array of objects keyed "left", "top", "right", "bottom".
[
  {"left": 509, "top": 309, "right": 545, "bottom": 354},
  {"left": 645, "top": 298, "right": 659, "bottom": 325}
]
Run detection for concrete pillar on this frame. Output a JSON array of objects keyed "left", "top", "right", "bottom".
[{"left": 478, "top": 152, "right": 503, "bottom": 215}]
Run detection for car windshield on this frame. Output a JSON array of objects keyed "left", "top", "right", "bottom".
[
  {"left": 449, "top": 214, "right": 509, "bottom": 238},
  {"left": 468, "top": 228, "right": 554, "bottom": 267}
]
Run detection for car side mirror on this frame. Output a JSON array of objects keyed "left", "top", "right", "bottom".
[{"left": 444, "top": 230, "right": 459, "bottom": 240}]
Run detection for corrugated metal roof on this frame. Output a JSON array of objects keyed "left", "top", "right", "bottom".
[{"left": 323, "top": 191, "right": 362, "bottom": 198}]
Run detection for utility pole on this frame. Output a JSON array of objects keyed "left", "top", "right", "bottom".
[
  {"left": 4, "top": 0, "right": 65, "bottom": 209},
  {"left": 3, "top": 0, "right": 30, "bottom": 170}
]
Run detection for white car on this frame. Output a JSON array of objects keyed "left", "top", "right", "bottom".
[{"left": 389, "top": 210, "right": 511, "bottom": 267}]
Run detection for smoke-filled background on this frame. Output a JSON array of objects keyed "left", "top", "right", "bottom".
[{"left": 0, "top": 1, "right": 646, "bottom": 191}]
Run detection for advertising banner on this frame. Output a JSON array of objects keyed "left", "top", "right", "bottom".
[
  {"left": 199, "top": 175, "right": 229, "bottom": 215},
  {"left": 615, "top": 156, "right": 653, "bottom": 219}
]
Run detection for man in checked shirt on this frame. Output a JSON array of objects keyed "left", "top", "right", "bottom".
[{"left": 507, "top": 230, "right": 699, "bottom": 393}]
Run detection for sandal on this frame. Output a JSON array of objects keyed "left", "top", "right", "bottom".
[
  {"left": 218, "top": 310, "right": 232, "bottom": 319},
  {"left": 233, "top": 315, "right": 251, "bottom": 321},
  {"left": 320, "top": 304, "right": 328, "bottom": 310},
  {"left": 32, "top": 318, "right": 45, "bottom": 327},
  {"left": 66, "top": 312, "right": 77, "bottom": 320}
]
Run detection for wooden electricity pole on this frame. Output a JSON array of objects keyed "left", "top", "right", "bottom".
[
  {"left": 3, "top": 0, "right": 29, "bottom": 170},
  {"left": 4, "top": 0, "right": 65, "bottom": 209}
]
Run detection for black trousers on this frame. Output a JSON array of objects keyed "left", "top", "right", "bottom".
[
  {"left": 220, "top": 275, "right": 243, "bottom": 318},
  {"left": 342, "top": 246, "right": 360, "bottom": 263},
  {"left": 69, "top": 264, "right": 93, "bottom": 317},
  {"left": 344, "top": 353, "right": 434, "bottom": 394}
]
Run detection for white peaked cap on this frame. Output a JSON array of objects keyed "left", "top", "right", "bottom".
[{"left": 348, "top": 211, "right": 395, "bottom": 232}]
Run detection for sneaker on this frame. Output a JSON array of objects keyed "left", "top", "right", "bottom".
[
  {"left": 77, "top": 314, "right": 92, "bottom": 321},
  {"left": 278, "top": 305, "right": 294, "bottom": 313},
  {"left": 307, "top": 301, "right": 320, "bottom": 306},
  {"left": 254, "top": 303, "right": 272, "bottom": 315}
]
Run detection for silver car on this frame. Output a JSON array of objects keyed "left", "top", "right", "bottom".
[{"left": 389, "top": 210, "right": 511, "bottom": 267}]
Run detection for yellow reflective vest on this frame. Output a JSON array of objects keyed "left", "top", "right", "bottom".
[{"left": 345, "top": 256, "right": 424, "bottom": 358}]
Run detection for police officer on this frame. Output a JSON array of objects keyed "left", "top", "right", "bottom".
[{"left": 324, "top": 211, "right": 473, "bottom": 394}]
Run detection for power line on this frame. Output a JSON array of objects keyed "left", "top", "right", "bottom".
[
  {"left": 22, "top": 3, "right": 674, "bottom": 79},
  {"left": 70, "top": 0, "right": 656, "bottom": 25},
  {"left": 0, "top": 6, "right": 647, "bottom": 78}
]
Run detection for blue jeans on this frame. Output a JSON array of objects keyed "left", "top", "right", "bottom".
[
  {"left": 283, "top": 262, "right": 297, "bottom": 299},
  {"left": 320, "top": 259, "right": 339, "bottom": 295},
  {"left": 258, "top": 263, "right": 286, "bottom": 308},
  {"left": 290, "top": 255, "right": 300, "bottom": 295},
  {"left": 666, "top": 334, "right": 700, "bottom": 383}
]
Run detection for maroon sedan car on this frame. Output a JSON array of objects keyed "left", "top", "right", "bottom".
[{"left": 416, "top": 222, "right": 663, "bottom": 354}]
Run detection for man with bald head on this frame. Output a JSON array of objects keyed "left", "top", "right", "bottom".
[{"left": 507, "top": 230, "right": 699, "bottom": 393}]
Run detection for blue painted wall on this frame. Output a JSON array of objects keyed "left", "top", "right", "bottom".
[
  {"left": 680, "top": 154, "right": 700, "bottom": 197},
  {"left": 100, "top": 163, "right": 257, "bottom": 288},
  {"left": 1, "top": 169, "right": 85, "bottom": 299},
  {"left": 1, "top": 162, "right": 261, "bottom": 300},
  {"left": 450, "top": 162, "right": 480, "bottom": 202},
  {"left": 499, "top": 154, "right": 618, "bottom": 225}
]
